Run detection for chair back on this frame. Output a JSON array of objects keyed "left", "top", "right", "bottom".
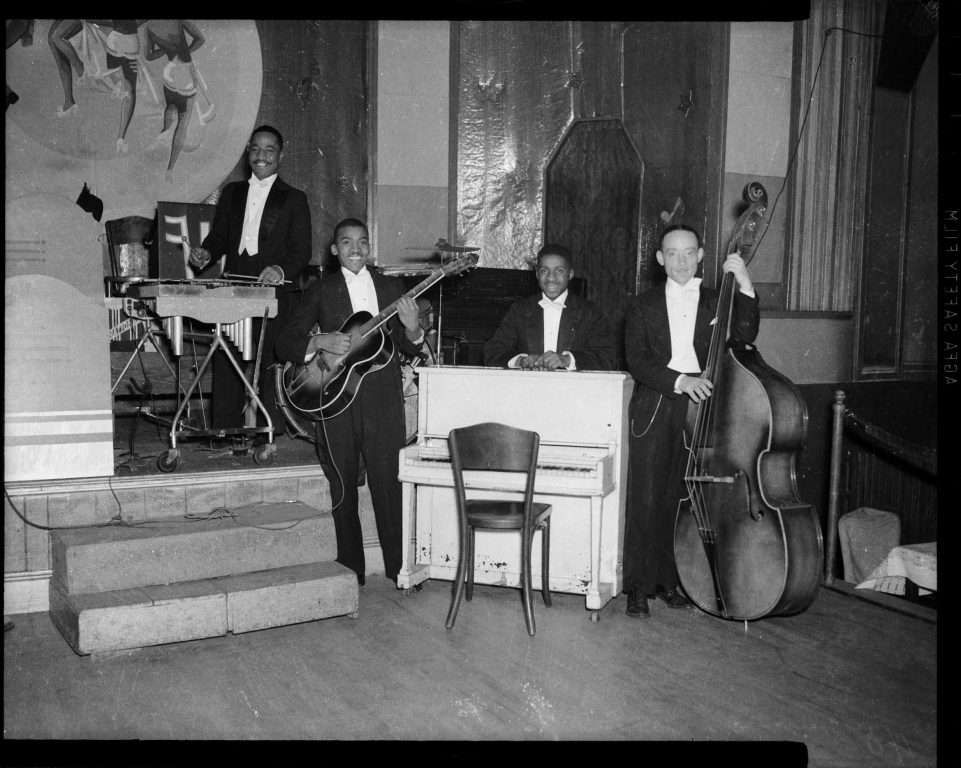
[{"left": 448, "top": 422, "right": 541, "bottom": 515}]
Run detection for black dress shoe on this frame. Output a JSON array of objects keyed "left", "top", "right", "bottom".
[
  {"left": 625, "top": 587, "right": 650, "bottom": 618},
  {"left": 655, "top": 584, "right": 690, "bottom": 608}
]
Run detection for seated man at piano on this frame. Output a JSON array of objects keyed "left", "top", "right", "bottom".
[
  {"left": 187, "top": 124, "right": 312, "bottom": 444},
  {"left": 621, "top": 224, "right": 758, "bottom": 618},
  {"left": 274, "top": 218, "right": 424, "bottom": 587},
  {"left": 482, "top": 243, "right": 615, "bottom": 371}
]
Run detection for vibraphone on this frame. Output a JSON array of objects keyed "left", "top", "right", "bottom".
[{"left": 122, "top": 279, "right": 278, "bottom": 472}]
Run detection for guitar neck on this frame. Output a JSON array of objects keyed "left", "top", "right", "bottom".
[{"left": 358, "top": 270, "right": 445, "bottom": 339}]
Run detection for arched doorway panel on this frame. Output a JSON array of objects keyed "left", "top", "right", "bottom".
[{"left": 544, "top": 117, "right": 644, "bottom": 369}]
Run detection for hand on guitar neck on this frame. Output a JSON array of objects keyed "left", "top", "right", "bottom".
[{"left": 394, "top": 295, "right": 422, "bottom": 339}]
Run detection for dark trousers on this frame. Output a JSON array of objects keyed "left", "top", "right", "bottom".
[
  {"left": 210, "top": 259, "right": 296, "bottom": 434},
  {"left": 622, "top": 391, "right": 690, "bottom": 596},
  {"left": 210, "top": 316, "right": 284, "bottom": 433},
  {"left": 313, "top": 373, "right": 405, "bottom": 582}
]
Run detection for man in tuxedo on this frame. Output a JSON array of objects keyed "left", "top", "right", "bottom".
[
  {"left": 188, "top": 124, "right": 312, "bottom": 442},
  {"left": 483, "top": 244, "right": 615, "bottom": 371},
  {"left": 274, "top": 218, "right": 423, "bottom": 586},
  {"left": 622, "top": 224, "right": 759, "bottom": 618}
]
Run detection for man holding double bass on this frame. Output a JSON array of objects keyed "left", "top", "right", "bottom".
[
  {"left": 274, "top": 218, "right": 423, "bottom": 588},
  {"left": 621, "top": 224, "right": 759, "bottom": 619}
]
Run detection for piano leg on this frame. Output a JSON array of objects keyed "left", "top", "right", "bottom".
[
  {"left": 397, "top": 480, "right": 430, "bottom": 591},
  {"left": 585, "top": 495, "right": 604, "bottom": 611}
]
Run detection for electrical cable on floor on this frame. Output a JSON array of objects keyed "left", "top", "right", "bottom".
[
  {"left": 184, "top": 507, "right": 237, "bottom": 521},
  {"left": 183, "top": 500, "right": 306, "bottom": 530},
  {"left": 5, "top": 485, "right": 312, "bottom": 533},
  {"left": 3, "top": 486, "right": 127, "bottom": 531}
]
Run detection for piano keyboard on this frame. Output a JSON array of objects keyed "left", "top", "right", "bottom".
[{"left": 400, "top": 440, "right": 615, "bottom": 496}]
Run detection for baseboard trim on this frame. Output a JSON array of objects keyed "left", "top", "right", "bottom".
[
  {"left": 4, "top": 570, "right": 52, "bottom": 615},
  {"left": 824, "top": 580, "right": 936, "bottom": 624}
]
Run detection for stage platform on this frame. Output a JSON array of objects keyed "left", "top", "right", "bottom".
[
  {"left": 4, "top": 414, "right": 337, "bottom": 617},
  {"left": 110, "top": 413, "right": 320, "bottom": 478}
]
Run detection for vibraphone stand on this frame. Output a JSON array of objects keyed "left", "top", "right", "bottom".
[
  {"left": 124, "top": 281, "right": 279, "bottom": 473},
  {"left": 156, "top": 317, "right": 276, "bottom": 473}
]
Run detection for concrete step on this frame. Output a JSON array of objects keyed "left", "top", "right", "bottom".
[
  {"left": 49, "top": 560, "right": 359, "bottom": 655},
  {"left": 49, "top": 501, "right": 335, "bottom": 595}
]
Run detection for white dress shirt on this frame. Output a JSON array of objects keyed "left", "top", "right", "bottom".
[
  {"left": 239, "top": 174, "right": 277, "bottom": 256},
  {"left": 665, "top": 277, "right": 702, "bottom": 376},
  {"left": 342, "top": 266, "right": 379, "bottom": 315},
  {"left": 666, "top": 276, "right": 756, "bottom": 392}
]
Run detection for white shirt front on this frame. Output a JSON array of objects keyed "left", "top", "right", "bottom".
[
  {"left": 539, "top": 290, "right": 567, "bottom": 356},
  {"left": 665, "top": 277, "right": 702, "bottom": 375},
  {"left": 342, "top": 266, "right": 379, "bottom": 315},
  {"left": 239, "top": 174, "right": 277, "bottom": 256}
]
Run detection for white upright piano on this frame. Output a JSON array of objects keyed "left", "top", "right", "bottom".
[{"left": 397, "top": 365, "right": 633, "bottom": 619}]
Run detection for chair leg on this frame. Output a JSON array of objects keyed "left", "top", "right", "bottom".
[
  {"left": 466, "top": 527, "right": 475, "bottom": 602},
  {"left": 446, "top": 519, "right": 469, "bottom": 631},
  {"left": 541, "top": 520, "right": 552, "bottom": 607},
  {"left": 522, "top": 532, "right": 535, "bottom": 636}
]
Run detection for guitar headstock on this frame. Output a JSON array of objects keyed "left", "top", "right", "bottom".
[{"left": 441, "top": 252, "right": 479, "bottom": 276}]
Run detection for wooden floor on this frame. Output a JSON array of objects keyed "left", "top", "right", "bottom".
[
  {"left": 3, "top": 564, "right": 938, "bottom": 764},
  {"left": 4, "top": 414, "right": 941, "bottom": 763}
]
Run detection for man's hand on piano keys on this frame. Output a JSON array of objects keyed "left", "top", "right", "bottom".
[
  {"left": 520, "top": 351, "right": 571, "bottom": 371},
  {"left": 537, "top": 351, "right": 571, "bottom": 370}
]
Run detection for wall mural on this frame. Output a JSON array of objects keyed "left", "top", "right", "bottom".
[
  {"left": 4, "top": 20, "right": 264, "bottom": 484},
  {"left": 5, "top": 19, "right": 261, "bottom": 223}
]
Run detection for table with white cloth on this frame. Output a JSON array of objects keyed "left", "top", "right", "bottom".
[{"left": 856, "top": 542, "right": 937, "bottom": 596}]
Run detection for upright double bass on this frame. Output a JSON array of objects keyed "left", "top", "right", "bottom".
[{"left": 673, "top": 182, "right": 823, "bottom": 620}]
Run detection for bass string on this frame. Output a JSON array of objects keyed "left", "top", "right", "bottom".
[{"left": 686, "top": 269, "right": 736, "bottom": 538}]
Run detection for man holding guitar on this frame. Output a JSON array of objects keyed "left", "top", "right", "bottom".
[{"left": 275, "top": 218, "right": 423, "bottom": 587}]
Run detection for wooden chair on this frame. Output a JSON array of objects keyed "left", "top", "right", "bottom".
[{"left": 445, "top": 422, "right": 552, "bottom": 636}]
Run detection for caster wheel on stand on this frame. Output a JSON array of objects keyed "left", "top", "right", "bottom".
[
  {"left": 252, "top": 443, "right": 276, "bottom": 465},
  {"left": 157, "top": 450, "right": 180, "bottom": 473}
]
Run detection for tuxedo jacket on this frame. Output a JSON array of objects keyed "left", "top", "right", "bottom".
[
  {"left": 274, "top": 266, "right": 422, "bottom": 406},
  {"left": 624, "top": 282, "right": 760, "bottom": 424},
  {"left": 482, "top": 292, "right": 616, "bottom": 371},
  {"left": 198, "top": 177, "right": 312, "bottom": 285}
]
